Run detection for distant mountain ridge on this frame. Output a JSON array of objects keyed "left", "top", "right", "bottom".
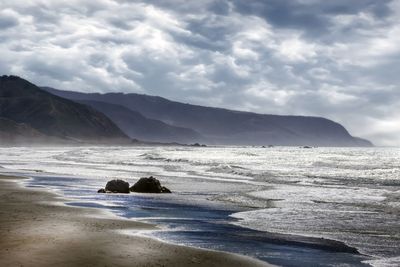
[
  {"left": 44, "top": 87, "right": 372, "bottom": 147},
  {"left": 78, "top": 99, "right": 203, "bottom": 143},
  {"left": 0, "top": 75, "right": 129, "bottom": 144}
]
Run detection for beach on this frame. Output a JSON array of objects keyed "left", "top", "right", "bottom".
[
  {"left": 0, "top": 146, "right": 398, "bottom": 266},
  {"left": 0, "top": 174, "right": 271, "bottom": 267}
]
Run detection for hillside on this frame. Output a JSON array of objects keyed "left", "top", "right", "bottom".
[
  {"left": 0, "top": 117, "right": 56, "bottom": 144},
  {"left": 44, "top": 87, "right": 372, "bottom": 146},
  {"left": 0, "top": 76, "right": 128, "bottom": 143},
  {"left": 78, "top": 100, "right": 203, "bottom": 143}
]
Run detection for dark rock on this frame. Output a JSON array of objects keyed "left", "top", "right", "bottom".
[
  {"left": 191, "top": 143, "right": 201, "bottom": 147},
  {"left": 161, "top": 186, "right": 171, "bottom": 193},
  {"left": 190, "top": 143, "right": 207, "bottom": 147},
  {"left": 105, "top": 179, "right": 130, "bottom": 193},
  {"left": 97, "top": 188, "right": 106, "bottom": 193},
  {"left": 130, "top": 176, "right": 171, "bottom": 193}
]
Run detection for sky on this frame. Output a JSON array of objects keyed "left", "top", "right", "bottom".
[{"left": 0, "top": 0, "right": 399, "bottom": 146}]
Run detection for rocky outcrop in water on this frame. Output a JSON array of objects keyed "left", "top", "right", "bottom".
[
  {"left": 103, "top": 179, "right": 130, "bottom": 193},
  {"left": 130, "top": 176, "right": 171, "bottom": 193},
  {"left": 190, "top": 143, "right": 207, "bottom": 147},
  {"left": 98, "top": 177, "right": 171, "bottom": 194}
]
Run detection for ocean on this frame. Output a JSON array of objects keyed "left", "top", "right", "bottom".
[{"left": 0, "top": 146, "right": 398, "bottom": 266}]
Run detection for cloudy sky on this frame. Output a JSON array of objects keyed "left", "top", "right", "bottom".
[{"left": 1, "top": 0, "right": 399, "bottom": 146}]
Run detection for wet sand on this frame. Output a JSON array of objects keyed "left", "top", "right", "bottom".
[{"left": 0, "top": 175, "right": 272, "bottom": 267}]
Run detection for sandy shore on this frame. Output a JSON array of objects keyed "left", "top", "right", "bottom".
[{"left": 0, "top": 175, "right": 272, "bottom": 267}]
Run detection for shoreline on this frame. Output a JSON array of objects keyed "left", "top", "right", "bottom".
[
  {"left": 0, "top": 174, "right": 272, "bottom": 267},
  {"left": 0, "top": 146, "right": 397, "bottom": 266},
  {"left": 3, "top": 172, "right": 372, "bottom": 267}
]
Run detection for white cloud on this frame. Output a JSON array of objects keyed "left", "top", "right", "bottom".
[
  {"left": 274, "top": 35, "right": 318, "bottom": 62},
  {"left": 0, "top": 0, "right": 399, "bottom": 145}
]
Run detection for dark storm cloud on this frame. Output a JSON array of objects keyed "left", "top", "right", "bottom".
[
  {"left": 0, "top": 12, "right": 19, "bottom": 29},
  {"left": 230, "top": 0, "right": 394, "bottom": 37},
  {"left": 231, "top": 0, "right": 328, "bottom": 35},
  {"left": 208, "top": 0, "right": 230, "bottom": 15},
  {"left": 0, "top": 0, "right": 399, "bottom": 145}
]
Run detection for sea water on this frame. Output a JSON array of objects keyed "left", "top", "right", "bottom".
[{"left": 0, "top": 146, "right": 398, "bottom": 266}]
